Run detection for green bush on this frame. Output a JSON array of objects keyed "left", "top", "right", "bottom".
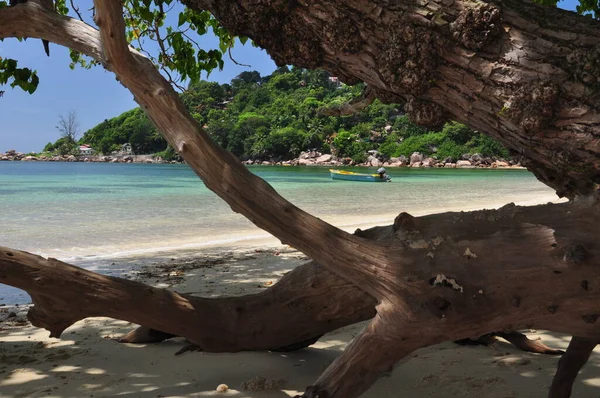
[
  {"left": 332, "top": 130, "right": 368, "bottom": 159},
  {"left": 435, "top": 140, "right": 469, "bottom": 161},
  {"left": 378, "top": 133, "right": 402, "bottom": 158},
  {"left": 263, "top": 127, "right": 307, "bottom": 159},
  {"left": 68, "top": 67, "right": 512, "bottom": 163},
  {"left": 393, "top": 132, "right": 445, "bottom": 158},
  {"left": 467, "top": 134, "right": 510, "bottom": 158},
  {"left": 440, "top": 121, "right": 474, "bottom": 145},
  {"left": 393, "top": 115, "right": 428, "bottom": 138},
  {"left": 155, "top": 146, "right": 182, "bottom": 161}
]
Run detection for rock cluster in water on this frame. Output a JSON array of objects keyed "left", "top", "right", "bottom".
[
  {"left": 1, "top": 149, "right": 522, "bottom": 169},
  {"left": 243, "top": 150, "right": 523, "bottom": 169},
  {"left": 0, "top": 150, "right": 178, "bottom": 164}
]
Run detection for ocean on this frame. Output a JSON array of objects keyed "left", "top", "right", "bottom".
[{"left": 0, "top": 162, "right": 559, "bottom": 303}]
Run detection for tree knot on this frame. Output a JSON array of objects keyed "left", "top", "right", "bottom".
[
  {"left": 566, "top": 45, "right": 600, "bottom": 90},
  {"left": 376, "top": 25, "right": 440, "bottom": 96},
  {"left": 582, "top": 314, "right": 599, "bottom": 324},
  {"left": 450, "top": 3, "right": 502, "bottom": 51},
  {"left": 503, "top": 82, "right": 559, "bottom": 134},
  {"left": 563, "top": 244, "right": 588, "bottom": 265},
  {"left": 393, "top": 212, "right": 418, "bottom": 232}
]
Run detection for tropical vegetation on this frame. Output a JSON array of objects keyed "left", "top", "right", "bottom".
[{"left": 45, "top": 67, "right": 510, "bottom": 162}]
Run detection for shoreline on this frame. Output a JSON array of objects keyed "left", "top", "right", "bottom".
[
  {"left": 22, "top": 189, "right": 563, "bottom": 266},
  {"left": 2, "top": 222, "right": 600, "bottom": 397},
  {"left": 0, "top": 190, "right": 565, "bottom": 306},
  {"left": 2, "top": 151, "right": 524, "bottom": 170}
]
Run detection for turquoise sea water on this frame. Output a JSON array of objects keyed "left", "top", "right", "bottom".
[{"left": 0, "top": 162, "right": 558, "bottom": 303}]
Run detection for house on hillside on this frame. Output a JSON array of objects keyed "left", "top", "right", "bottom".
[
  {"left": 78, "top": 144, "right": 94, "bottom": 155},
  {"left": 328, "top": 76, "right": 342, "bottom": 88},
  {"left": 121, "top": 143, "right": 132, "bottom": 155}
]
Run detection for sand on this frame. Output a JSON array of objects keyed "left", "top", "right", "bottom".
[{"left": 3, "top": 195, "right": 600, "bottom": 398}]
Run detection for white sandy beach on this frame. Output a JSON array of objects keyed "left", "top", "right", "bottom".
[{"left": 3, "top": 193, "right": 597, "bottom": 398}]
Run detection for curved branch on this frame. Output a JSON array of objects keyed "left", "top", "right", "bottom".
[
  {"left": 0, "top": 1, "right": 394, "bottom": 298},
  {"left": 99, "top": 1, "right": 394, "bottom": 297},
  {"left": 183, "top": 0, "right": 600, "bottom": 198},
  {"left": 0, "top": 248, "right": 376, "bottom": 350}
]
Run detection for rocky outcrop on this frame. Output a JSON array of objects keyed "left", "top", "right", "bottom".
[
  {"left": 2, "top": 148, "right": 520, "bottom": 170},
  {"left": 366, "top": 155, "right": 381, "bottom": 167},
  {"left": 410, "top": 152, "right": 423, "bottom": 165},
  {"left": 287, "top": 151, "right": 344, "bottom": 167},
  {"left": 456, "top": 160, "right": 475, "bottom": 168}
]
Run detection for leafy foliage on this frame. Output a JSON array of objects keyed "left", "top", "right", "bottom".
[
  {"left": 1, "top": 0, "right": 599, "bottom": 96},
  {"left": 1, "top": 0, "right": 242, "bottom": 94},
  {"left": 51, "top": 68, "right": 511, "bottom": 162},
  {"left": 0, "top": 58, "right": 39, "bottom": 94}
]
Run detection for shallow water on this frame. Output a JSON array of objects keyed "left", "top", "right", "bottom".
[{"left": 0, "top": 162, "right": 558, "bottom": 303}]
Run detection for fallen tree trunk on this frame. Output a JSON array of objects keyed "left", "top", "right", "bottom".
[
  {"left": 2, "top": 2, "right": 600, "bottom": 397},
  {"left": 0, "top": 250, "right": 375, "bottom": 352},
  {"left": 2, "top": 196, "right": 600, "bottom": 396}
]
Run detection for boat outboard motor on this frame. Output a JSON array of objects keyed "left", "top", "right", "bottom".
[{"left": 377, "top": 167, "right": 391, "bottom": 182}]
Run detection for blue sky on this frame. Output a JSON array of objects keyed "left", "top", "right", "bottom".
[{"left": 0, "top": 0, "right": 580, "bottom": 152}]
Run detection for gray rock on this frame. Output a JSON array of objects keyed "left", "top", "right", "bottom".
[
  {"left": 410, "top": 152, "right": 423, "bottom": 165},
  {"left": 315, "top": 154, "right": 332, "bottom": 163},
  {"left": 456, "top": 160, "right": 475, "bottom": 168},
  {"left": 422, "top": 157, "right": 436, "bottom": 167}
]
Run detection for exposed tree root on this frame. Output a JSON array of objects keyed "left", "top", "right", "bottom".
[
  {"left": 455, "top": 331, "right": 564, "bottom": 355},
  {"left": 2, "top": 2, "right": 600, "bottom": 397},
  {"left": 549, "top": 336, "right": 598, "bottom": 398}
]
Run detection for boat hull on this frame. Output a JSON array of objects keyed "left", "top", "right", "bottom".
[{"left": 329, "top": 169, "right": 391, "bottom": 182}]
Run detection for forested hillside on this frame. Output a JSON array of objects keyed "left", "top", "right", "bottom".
[{"left": 67, "top": 67, "right": 509, "bottom": 162}]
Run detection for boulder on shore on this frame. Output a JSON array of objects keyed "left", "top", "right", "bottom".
[
  {"left": 410, "top": 152, "right": 423, "bottom": 165},
  {"left": 422, "top": 158, "right": 436, "bottom": 167},
  {"left": 315, "top": 154, "right": 332, "bottom": 164},
  {"left": 367, "top": 155, "right": 381, "bottom": 167},
  {"left": 456, "top": 160, "right": 474, "bottom": 168}
]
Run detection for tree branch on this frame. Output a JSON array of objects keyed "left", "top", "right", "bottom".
[
  {"left": 549, "top": 336, "right": 598, "bottom": 398},
  {"left": 0, "top": 248, "right": 376, "bottom": 350},
  {"left": 91, "top": 1, "right": 399, "bottom": 297},
  {"left": 183, "top": 0, "right": 600, "bottom": 198},
  {"left": 0, "top": 1, "right": 398, "bottom": 297},
  {"left": 2, "top": 194, "right": 600, "bottom": 396}
]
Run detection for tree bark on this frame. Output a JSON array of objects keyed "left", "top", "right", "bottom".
[
  {"left": 0, "top": 248, "right": 375, "bottom": 352},
  {"left": 184, "top": 0, "right": 600, "bottom": 199},
  {"left": 2, "top": 197, "right": 600, "bottom": 396},
  {"left": 2, "top": 2, "right": 600, "bottom": 397}
]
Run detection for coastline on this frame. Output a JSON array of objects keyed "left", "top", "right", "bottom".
[
  {"left": 0, "top": 190, "right": 584, "bottom": 398},
  {"left": 1, "top": 149, "right": 524, "bottom": 170},
  {"left": 0, "top": 190, "right": 565, "bottom": 306},
  {"left": 2, "top": 226, "right": 599, "bottom": 396}
]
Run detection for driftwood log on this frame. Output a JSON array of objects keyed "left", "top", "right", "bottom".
[{"left": 1, "top": 1, "right": 600, "bottom": 397}]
